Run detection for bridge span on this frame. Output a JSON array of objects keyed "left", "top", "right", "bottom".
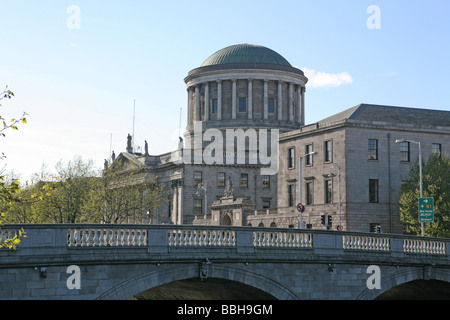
[{"left": 0, "top": 224, "right": 449, "bottom": 300}]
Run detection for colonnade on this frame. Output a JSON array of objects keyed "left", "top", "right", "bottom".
[{"left": 187, "top": 78, "right": 305, "bottom": 126}]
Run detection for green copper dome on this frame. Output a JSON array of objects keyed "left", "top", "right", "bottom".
[{"left": 201, "top": 44, "right": 292, "bottom": 67}]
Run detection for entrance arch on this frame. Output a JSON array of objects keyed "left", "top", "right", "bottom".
[
  {"left": 375, "top": 279, "right": 450, "bottom": 300},
  {"left": 357, "top": 267, "right": 450, "bottom": 300},
  {"left": 96, "top": 264, "right": 298, "bottom": 300},
  {"left": 132, "top": 278, "right": 276, "bottom": 300},
  {"left": 221, "top": 214, "right": 232, "bottom": 226}
]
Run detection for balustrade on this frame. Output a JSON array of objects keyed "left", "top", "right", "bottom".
[
  {"left": 403, "top": 238, "right": 446, "bottom": 255},
  {"left": 67, "top": 227, "right": 147, "bottom": 247},
  {"left": 168, "top": 228, "right": 236, "bottom": 247},
  {"left": 342, "top": 235, "right": 390, "bottom": 252},
  {"left": 16, "top": 225, "right": 445, "bottom": 257},
  {"left": 253, "top": 230, "right": 313, "bottom": 248}
]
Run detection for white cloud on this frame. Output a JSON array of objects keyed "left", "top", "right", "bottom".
[{"left": 300, "top": 67, "right": 353, "bottom": 88}]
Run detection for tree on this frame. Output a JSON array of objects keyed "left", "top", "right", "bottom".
[
  {"left": 43, "top": 156, "right": 98, "bottom": 223},
  {"left": 0, "top": 86, "right": 27, "bottom": 249},
  {"left": 399, "top": 153, "right": 450, "bottom": 237},
  {"left": 83, "top": 164, "right": 170, "bottom": 224}
]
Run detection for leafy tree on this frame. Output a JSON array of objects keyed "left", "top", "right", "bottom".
[
  {"left": 43, "top": 156, "right": 98, "bottom": 223},
  {"left": 399, "top": 153, "right": 450, "bottom": 238},
  {"left": 83, "top": 164, "right": 170, "bottom": 224},
  {"left": 0, "top": 86, "right": 28, "bottom": 249}
]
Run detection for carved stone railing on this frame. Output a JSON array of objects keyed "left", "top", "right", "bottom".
[
  {"left": 403, "top": 238, "right": 446, "bottom": 255},
  {"left": 67, "top": 227, "right": 148, "bottom": 247},
  {"left": 168, "top": 228, "right": 236, "bottom": 247},
  {"left": 342, "top": 234, "right": 390, "bottom": 252},
  {"left": 253, "top": 230, "right": 313, "bottom": 248},
  {"left": 1, "top": 224, "right": 448, "bottom": 260},
  {"left": 0, "top": 228, "right": 21, "bottom": 245}
]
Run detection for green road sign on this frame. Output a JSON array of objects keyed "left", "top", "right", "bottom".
[{"left": 418, "top": 197, "right": 434, "bottom": 222}]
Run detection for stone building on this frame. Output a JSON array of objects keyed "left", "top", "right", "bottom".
[
  {"left": 112, "top": 44, "right": 308, "bottom": 225},
  {"left": 269, "top": 103, "right": 450, "bottom": 233}
]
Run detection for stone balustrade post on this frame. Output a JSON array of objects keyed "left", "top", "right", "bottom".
[
  {"left": 236, "top": 229, "right": 255, "bottom": 254},
  {"left": 148, "top": 228, "right": 169, "bottom": 254}
]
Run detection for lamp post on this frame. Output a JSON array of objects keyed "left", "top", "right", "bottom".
[
  {"left": 328, "top": 162, "right": 342, "bottom": 230},
  {"left": 395, "top": 139, "right": 423, "bottom": 236},
  {"left": 299, "top": 151, "right": 317, "bottom": 229},
  {"left": 196, "top": 182, "right": 207, "bottom": 225}
]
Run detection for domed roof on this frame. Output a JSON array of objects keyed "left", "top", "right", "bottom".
[{"left": 201, "top": 44, "right": 292, "bottom": 67}]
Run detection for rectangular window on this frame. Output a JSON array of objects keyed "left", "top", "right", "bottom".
[
  {"left": 325, "top": 180, "right": 333, "bottom": 203},
  {"left": 262, "top": 175, "right": 270, "bottom": 188},
  {"left": 306, "top": 182, "right": 313, "bottom": 205},
  {"left": 194, "top": 171, "right": 202, "bottom": 185},
  {"left": 288, "top": 184, "right": 295, "bottom": 206},
  {"left": 368, "top": 139, "right": 378, "bottom": 160},
  {"left": 324, "top": 140, "right": 333, "bottom": 162},
  {"left": 262, "top": 200, "right": 270, "bottom": 209},
  {"left": 369, "top": 179, "right": 379, "bottom": 203},
  {"left": 268, "top": 98, "right": 275, "bottom": 113},
  {"left": 288, "top": 147, "right": 295, "bottom": 168},
  {"left": 240, "top": 173, "right": 248, "bottom": 188},
  {"left": 238, "top": 97, "right": 247, "bottom": 113},
  {"left": 432, "top": 143, "right": 441, "bottom": 156},
  {"left": 217, "top": 172, "right": 225, "bottom": 187},
  {"left": 306, "top": 144, "right": 313, "bottom": 165},
  {"left": 194, "top": 198, "right": 203, "bottom": 215},
  {"left": 400, "top": 141, "right": 410, "bottom": 162},
  {"left": 212, "top": 99, "right": 218, "bottom": 114}
]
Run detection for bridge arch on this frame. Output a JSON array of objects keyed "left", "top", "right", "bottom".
[
  {"left": 357, "top": 266, "right": 450, "bottom": 300},
  {"left": 96, "top": 264, "right": 298, "bottom": 300}
]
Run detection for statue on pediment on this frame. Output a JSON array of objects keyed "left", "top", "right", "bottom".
[{"left": 224, "top": 176, "right": 236, "bottom": 200}]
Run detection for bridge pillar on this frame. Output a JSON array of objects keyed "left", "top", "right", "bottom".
[
  {"left": 313, "top": 233, "right": 344, "bottom": 255},
  {"left": 148, "top": 229, "right": 169, "bottom": 253},
  {"left": 236, "top": 230, "right": 255, "bottom": 254},
  {"left": 390, "top": 238, "right": 405, "bottom": 258}
]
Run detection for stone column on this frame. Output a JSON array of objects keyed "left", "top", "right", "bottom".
[
  {"left": 232, "top": 79, "right": 237, "bottom": 120},
  {"left": 296, "top": 85, "right": 302, "bottom": 125},
  {"left": 289, "top": 83, "right": 294, "bottom": 122},
  {"left": 195, "top": 85, "right": 200, "bottom": 121},
  {"left": 301, "top": 86, "right": 305, "bottom": 125},
  {"left": 217, "top": 80, "right": 222, "bottom": 120},
  {"left": 187, "top": 87, "right": 193, "bottom": 125},
  {"left": 177, "top": 180, "right": 183, "bottom": 225},
  {"left": 263, "top": 79, "right": 268, "bottom": 120},
  {"left": 277, "top": 81, "right": 283, "bottom": 121},
  {"left": 171, "top": 181, "right": 178, "bottom": 224},
  {"left": 204, "top": 82, "right": 209, "bottom": 121},
  {"left": 247, "top": 78, "right": 253, "bottom": 120}
]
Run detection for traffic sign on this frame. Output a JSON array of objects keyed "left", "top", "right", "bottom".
[
  {"left": 297, "top": 203, "right": 305, "bottom": 213},
  {"left": 418, "top": 197, "right": 434, "bottom": 222}
]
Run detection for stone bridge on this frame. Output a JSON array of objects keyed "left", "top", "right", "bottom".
[{"left": 0, "top": 224, "right": 449, "bottom": 300}]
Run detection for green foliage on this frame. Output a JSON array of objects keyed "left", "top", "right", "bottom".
[
  {"left": 82, "top": 164, "right": 170, "bottom": 224},
  {"left": 399, "top": 153, "right": 450, "bottom": 237},
  {"left": 3, "top": 157, "right": 170, "bottom": 224},
  {"left": 0, "top": 86, "right": 28, "bottom": 249}
]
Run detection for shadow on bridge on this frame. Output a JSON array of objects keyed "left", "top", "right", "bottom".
[{"left": 131, "top": 278, "right": 277, "bottom": 300}]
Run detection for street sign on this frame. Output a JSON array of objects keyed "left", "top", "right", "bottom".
[
  {"left": 418, "top": 197, "right": 434, "bottom": 222},
  {"left": 297, "top": 203, "right": 305, "bottom": 213}
]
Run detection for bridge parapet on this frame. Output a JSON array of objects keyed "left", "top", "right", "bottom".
[{"left": 1, "top": 224, "right": 449, "bottom": 267}]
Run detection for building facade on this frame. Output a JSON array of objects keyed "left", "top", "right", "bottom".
[
  {"left": 113, "top": 44, "right": 308, "bottom": 226},
  {"left": 273, "top": 104, "right": 450, "bottom": 233}
]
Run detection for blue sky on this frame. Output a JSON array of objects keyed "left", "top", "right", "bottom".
[{"left": 1, "top": 0, "right": 449, "bottom": 182}]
